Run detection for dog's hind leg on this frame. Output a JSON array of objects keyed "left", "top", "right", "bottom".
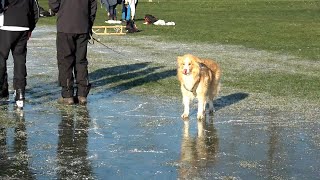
[
  {"left": 197, "top": 97, "right": 206, "bottom": 120},
  {"left": 209, "top": 82, "right": 220, "bottom": 114}
]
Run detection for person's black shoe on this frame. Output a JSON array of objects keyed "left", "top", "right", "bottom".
[
  {"left": 77, "top": 96, "right": 87, "bottom": 105},
  {"left": 57, "top": 97, "right": 75, "bottom": 105}
]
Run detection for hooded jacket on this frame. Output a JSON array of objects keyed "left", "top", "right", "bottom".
[
  {"left": 0, "top": 0, "right": 39, "bottom": 31},
  {"left": 49, "top": 0, "right": 97, "bottom": 34}
]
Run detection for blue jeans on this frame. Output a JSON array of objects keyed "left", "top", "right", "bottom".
[{"left": 121, "top": 4, "right": 130, "bottom": 21}]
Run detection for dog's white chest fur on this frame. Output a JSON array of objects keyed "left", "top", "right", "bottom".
[{"left": 182, "top": 75, "right": 196, "bottom": 91}]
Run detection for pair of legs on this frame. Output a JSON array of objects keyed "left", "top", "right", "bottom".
[
  {"left": 121, "top": 0, "right": 138, "bottom": 21},
  {"left": 121, "top": 4, "right": 131, "bottom": 21},
  {"left": 181, "top": 87, "right": 215, "bottom": 120},
  {"left": 0, "top": 30, "right": 28, "bottom": 101},
  {"left": 56, "top": 32, "right": 91, "bottom": 100},
  {"left": 182, "top": 95, "right": 212, "bottom": 120},
  {"left": 107, "top": 4, "right": 117, "bottom": 20}
]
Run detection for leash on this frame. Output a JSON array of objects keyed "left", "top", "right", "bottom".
[
  {"left": 183, "top": 64, "right": 205, "bottom": 94},
  {"left": 89, "top": 33, "right": 123, "bottom": 55}
]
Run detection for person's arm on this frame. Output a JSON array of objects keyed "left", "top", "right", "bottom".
[
  {"left": 48, "top": 0, "right": 60, "bottom": 13},
  {"left": 102, "top": 0, "right": 109, "bottom": 11},
  {"left": 28, "top": 0, "right": 40, "bottom": 35},
  {"left": 89, "top": 0, "right": 97, "bottom": 29},
  {"left": 106, "top": 1, "right": 110, "bottom": 11},
  {"left": 33, "top": 0, "right": 40, "bottom": 25}
]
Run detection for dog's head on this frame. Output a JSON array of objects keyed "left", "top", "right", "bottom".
[{"left": 177, "top": 54, "right": 200, "bottom": 75}]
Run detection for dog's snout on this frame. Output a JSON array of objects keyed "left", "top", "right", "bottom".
[{"left": 183, "top": 69, "right": 188, "bottom": 74}]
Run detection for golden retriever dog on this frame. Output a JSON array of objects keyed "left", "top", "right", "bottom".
[{"left": 177, "top": 54, "right": 221, "bottom": 120}]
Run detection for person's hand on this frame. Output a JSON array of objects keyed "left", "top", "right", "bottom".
[
  {"left": 89, "top": 29, "right": 93, "bottom": 38},
  {"left": 88, "top": 29, "right": 94, "bottom": 44},
  {"left": 27, "top": 31, "right": 32, "bottom": 40}
]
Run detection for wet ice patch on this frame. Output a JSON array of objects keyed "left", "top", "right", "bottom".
[{"left": 129, "top": 148, "right": 166, "bottom": 154}]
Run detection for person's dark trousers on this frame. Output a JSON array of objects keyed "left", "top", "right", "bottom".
[
  {"left": 108, "top": 5, "right": 117, "bottom": 20},
  {"left": 0, "top": 30, "right": 28, "bottom": 97},
  {"left": 56, "top": 32, "right": 91, "bottom": 98}
]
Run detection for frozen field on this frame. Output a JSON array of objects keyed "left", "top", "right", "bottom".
[{"left": 0, "top": 26, "right": 319, "bottom": 179}]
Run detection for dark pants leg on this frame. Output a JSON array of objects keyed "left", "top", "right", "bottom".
[
  {"left": 57, "top": 32, "right": 90, "bottom": 98},
  {"left": 108, "top": 5, "right": 117, "bottom": 20},
  {"left": 0, "top": 30, "right": 28, "bottom": 97},
  {"left": 57, "top": 32, "right": 76, "bottom": 98},
  {"left": 12, "top": 32, "right": 28, "bottom": 91},
  {"left": 75, "top": 34, "right": 91, "bottom": 97},
  {"left": 0, "top": 30, "right": 10, "bottom": 97}
]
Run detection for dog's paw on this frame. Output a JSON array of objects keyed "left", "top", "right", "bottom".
[{"left": 181, "top": 113, "right": 189, "bottom": 120}]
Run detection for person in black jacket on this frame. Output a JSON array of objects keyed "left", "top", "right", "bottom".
[
  {"left": 0, "top": 0, "right": 39, "bottom": 108},
  {"left": 49, "top": 0, "right": 97, "bottom": 105},
  {"left": 0, "top": 2, "right": 3, "bottom": 13}
]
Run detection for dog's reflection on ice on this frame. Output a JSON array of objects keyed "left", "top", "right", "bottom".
[{"left": 178, "top": 117, "right": 219, "bottom": 179}]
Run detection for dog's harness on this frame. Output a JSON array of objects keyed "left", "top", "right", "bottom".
[
  {"left": 183, "top": 79, "right": 200, "bottom": 95},
  {"left": 182, "top": 63, "right": 205, "bottom": 95}
]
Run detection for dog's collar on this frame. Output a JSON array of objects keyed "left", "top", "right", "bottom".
[{"left": 183, "top": 64, "right": 204, "bottom": 94}]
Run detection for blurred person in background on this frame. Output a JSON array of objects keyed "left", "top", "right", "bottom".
[{"left": 101, "top": 0, "right": 119, "bottom": 21}]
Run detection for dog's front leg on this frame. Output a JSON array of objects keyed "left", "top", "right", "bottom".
[
  {"left": 181, "top": 96, "right": 190, "bottom": 119},
  {"left": 197, "top": 97, "right": 206, "bottom": 120}
]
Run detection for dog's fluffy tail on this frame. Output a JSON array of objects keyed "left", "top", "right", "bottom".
[
  {"left": 213, "top": 67, "right": 221, "bottom": 98},
  {"left": 199, "top": 58, "right": 221, "bottom": 98}
]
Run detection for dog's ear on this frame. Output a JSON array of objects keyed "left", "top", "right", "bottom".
[
  {"left": 193, "top": 55, "right": 201, "bottom": 63},
  {"left": 177, "top": 56, "right": 183, "bottom": 64}
]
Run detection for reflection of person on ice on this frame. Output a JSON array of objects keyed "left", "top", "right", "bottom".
[
  {"left": 49, "top": 0, "right": 97, "bottom": 105},
  {"left": 0, "top": 0, "right": 40, "bottom": 108}
]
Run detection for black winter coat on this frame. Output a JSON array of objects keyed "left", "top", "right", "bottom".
[
  {"left": 0, "top": 0, "right": 39, "bottom": 31},
  {"left": 49, "top": 0, "right": 97, "bottom": 34}
]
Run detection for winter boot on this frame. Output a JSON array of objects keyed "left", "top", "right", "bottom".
[
  {"left": 77, "top": 96, "right": 87, "bottom": 105},
  {"left": 58, "top": 97, "right": 75, "bottom": 105},
  {"left": 14, "top": 89, "right": 25, "bottom": 108}
]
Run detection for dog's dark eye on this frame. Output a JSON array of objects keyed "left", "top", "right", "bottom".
[
  {"left": 182, "top": 63, "right": 185, "bottom": 65},
  {"left": 188, "top": 63, "right": 191, "bottom": 66}
]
